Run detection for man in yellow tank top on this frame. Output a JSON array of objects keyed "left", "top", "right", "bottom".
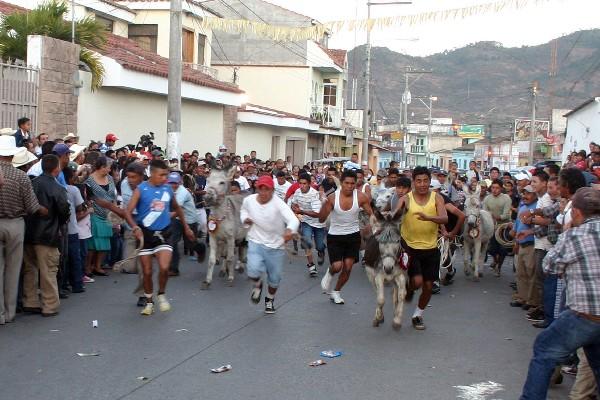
[{"left": 393, "top": 166, "right": 448, "bottom": 330}]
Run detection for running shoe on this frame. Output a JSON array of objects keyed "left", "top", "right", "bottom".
[
  {"left": 412, "top": 316, "right": 426, "bottom": 330},
  {"left": 251, "top": 281, "right": 263, "bottom": 304},
  {"left": 432, "top": 281, "right": 441, "bottom": 294},
  {"left": 317, "top": 251, "right": 325, "bottom": 266},
  {"left": 532, "top": 321, "right": 549, "bottom": 329},
  {"left": 321, "top": 271, "right": 332, "bottom": 294},
  {"left": 83, "top": 275, "right": 95, "bottom": 284},
  {"left": 526, "top": 308, "right": 545, "bottom": 322},
  {"left": 136, "top": 297, "right": 147, "bottom": 307},
  {"left": 330, "top": 291, "right": 344, "bottom": 304},
  {"left": 157, "top": 294, "right": 171, "bottom": 312},
  {"left": 264, "top": 297, "right": 276, "bottom": 314},
  {"left": 307, "top": 263, "right": 318, "bottom": 277},
  {"left": 561, "top": 365, "right": 578, "bottom": 376},
  {"left": 140, "top": 302, "right": 154, "bottom": 316}
]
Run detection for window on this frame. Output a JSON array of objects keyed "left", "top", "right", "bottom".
[
  {"left": 95, "top": 15, "right": 114, "bottom": 32},
  {"left": 197, "top": 33, "right": 206, "bottom": 65},
  {"left": 128, "top": 24, "right": 158, "bottom": 53},
  {"left": 182, "top": 29, "right": 194, "bottom": 63},
  {"left": 323, "top": 78, "right": 338, "bottom": 106}
]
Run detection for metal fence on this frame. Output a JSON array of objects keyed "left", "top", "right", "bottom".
[{"left": 0, "top": 62, "right": 39, "bottom": 132}]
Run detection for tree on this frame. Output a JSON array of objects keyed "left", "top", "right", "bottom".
[{"left": 0, "top": 1, "right": 107, "bottom": 90}]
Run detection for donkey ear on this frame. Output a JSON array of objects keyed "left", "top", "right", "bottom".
[
  {"left": 475, "top": 184, "right": 481, "bottom": 196},
  {"left": 462, "top": 184, "right": 470, "bottom": 194},
  {"left": 226, "top": 165, "right": 237, "bottom": 180},
  {"left": 371, "top": 200, "right": 384, "bottom": 221}
]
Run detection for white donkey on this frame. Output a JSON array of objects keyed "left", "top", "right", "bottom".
[
  {"left": 462, "top": 185, "right": 494, "bottom": 281},
  {"left": 364, "top": 207, "right": 407, "bottom": 330},
  {"left": 202, "top": 166, "right": 248, "bottom": 289}
]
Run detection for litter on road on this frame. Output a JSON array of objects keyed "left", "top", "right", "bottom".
[
  {"left": 92, "top": 320, "right": 98, "bottom": 328},
  {"left": 320, "top": 350, "right": 343, "bottom": 358},
  {"left": 76, "top": 352, "right": 100, "bottom": 357},
  {"left": 309, "top": 360, "right": 326, "bottom": 367},
  {"left": 211, "top": 365, "right": 232, "bottom": 373}
]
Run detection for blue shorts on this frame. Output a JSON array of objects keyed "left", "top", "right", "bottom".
[
  {"left": 300, "top": 222, "right": 326, "bottom": 252},
  {"left": 247, "top": 240, "right": 286, "bottom": 288}
]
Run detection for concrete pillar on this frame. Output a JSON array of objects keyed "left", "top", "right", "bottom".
[
  {"left": 222, "top": 105, "right": 237, "bottom": 153},
  {"left": 27, "top": 35, "right": 80, "bottom": 139}
]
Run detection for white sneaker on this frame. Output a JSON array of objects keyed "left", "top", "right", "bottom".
[
  {"left": 140, "top": 302, "right": 154, "bottom": 316},
  {"left": 321, "top": 271, "right": 332, "bottom": 294},
  {"left": 330, "top": 290, "right": 344, "bottom": 304},
  {"left": 157, "top": 294, "right": 171, "bottom": 312}
]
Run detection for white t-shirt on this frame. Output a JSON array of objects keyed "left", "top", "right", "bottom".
[
  {"left": 77, "top": 213, "right": 92, "bottom": 240},
  {"left": 534, "top": 192, "right": 553, "bottom": 251},
  {"left": 556, "top": 200, "right": 572, "bottom": 227},
  {"left": 66, "top": 185, "right": 84, "bottom": 235},
  {"left": 27, "top": 160, "right": 42, "bottom": 177},
  {"left": 240, "top": 194, "right": 299, "bottom": 249},
  {"left": 235, "top": 176, "right": 250, "bottom": 191},
  {"left": 273, "top": 179, "right": 291, "bottom": 201},
  {"left": 291, "top": 187, "right": 325, "bottom": 228}
]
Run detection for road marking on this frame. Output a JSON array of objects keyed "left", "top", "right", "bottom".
[{"left": 454, "top": 381, "right": 504, "bottom": 400}]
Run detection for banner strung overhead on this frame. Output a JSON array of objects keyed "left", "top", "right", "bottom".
[{"left": 199, "top": 0, "right": 554, "bottom": 42}]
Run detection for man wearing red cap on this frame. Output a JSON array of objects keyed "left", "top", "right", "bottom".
[
  {"left": 100, "top": 133, "right": 119, "bottom": 154},
  {"left": 240, "top": 175, "right": 299, "bottom": 314}
]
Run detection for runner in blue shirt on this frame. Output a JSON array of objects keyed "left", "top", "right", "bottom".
[{"left": 124, "top": 160, "right": 195, "bottom": 316}]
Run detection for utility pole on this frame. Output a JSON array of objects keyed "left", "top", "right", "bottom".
[
  {"left": 426, "top": 96, "right": 433, "bottom": 166},
  {"left": 363, "top": 1, "right": 412, "bottom": 166},
  {"left": 71, "top": 0, "right": 75, "bottom": 43},
  {"left": 166, "top": 0, "right": 183, "bottom": 161},
  {"left": 528, "top": 81, "right": 538, "bottom": 166}
]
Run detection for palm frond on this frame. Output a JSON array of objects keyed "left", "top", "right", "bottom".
[{"left": 80, "top": 48, "right": 105, "bottom": 91}]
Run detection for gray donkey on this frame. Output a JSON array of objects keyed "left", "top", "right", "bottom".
[
  {"left": 364, "top": 207, "right": 407, "bottom": 330},
  {"left": 202, "top": 166, "right": 248, "bottom": 289},
  {"left": 462, "top": 185, "right": 494, "bottom": 281}
]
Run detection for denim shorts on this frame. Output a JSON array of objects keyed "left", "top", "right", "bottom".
[
  {"left": 247, "top": 240, "right": 286, "bottom": 288},
  {"left": 300, "top": 222, "right": 326, "bottom": 252}
]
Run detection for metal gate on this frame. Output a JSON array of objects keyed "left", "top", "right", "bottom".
[{"left": 0, "top": 62, "right": 39, "bottom": 132}]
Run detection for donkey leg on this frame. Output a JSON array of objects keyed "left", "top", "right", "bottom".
[
  {"left": 202, "top": 237, "right": 217, "bottom": 289},
  {"left": 235, "top": 243, "right": 247, "bottom": 274},
  {"left": 225, "top": 241, "right": 235, "bottom": 286},
  {"left": 463, "top": 244, "right": 472, "bottom": 277},
  {"left": 473, "top": 242, "right": 481, "bottom": 281},
  {"left": 373, "top": 273, "right": 385, "bottom": 327},
  {"left": 393, "top": 273, "right": 407, "bottom": 330}
]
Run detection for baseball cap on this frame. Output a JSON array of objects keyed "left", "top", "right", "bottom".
[
  {"left": 167, "top": 172, "right": 181, "bottom": 184},
  {"left": 572, "top": 187, "right": 600, "bottom": 214},
  {"left": 436, "top": 169, "right": 448, "bottom": 176},
  {"left": 430, "top": 180, "right": 442, "bottom": 190},
  {"left": 197, "top": 160, "right": 206, "bottom": 166},
  {"left": 255, "top": 175, "right": 274, "bottom": 189},
  {"left": 63, "top": 133, "right": 79, "bottom": 142},
  {"left": 105, "top": 133, "right": 119, "bottom": 142},
  {"left": 376, "top": 169, "right": 388, "bottom": 178},
  {"left": 52, "top": 143, "right": 74, "bottom": 156},
  {"left": 515, "top": 172, "right": 531, "bottom": 181},
  {"left": 523, "top": 185, "right": 535, "bottom": 193}
]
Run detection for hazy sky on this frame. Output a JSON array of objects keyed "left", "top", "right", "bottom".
[{"left": 266, "top": 0, "right": 600, "bottom": 55}]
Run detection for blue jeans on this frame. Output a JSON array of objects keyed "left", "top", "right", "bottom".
[
  {"left": 520, "top": 310, "right": 600, "bottom": 399},
  {"left": 543, "top": 274, "right": 558, "bottom": 324},
  {"left": 67, "top": 234, "right": 83, "bottom": 291},
  {"left": 169, "top": 219, "right": 183, "bottom": 272},
  {"left": 247, "top": 241, "right": 285, "bottom": 288},
  {"left": 79, "top": 239, "right": 88, "bottom": 273},
  {"left": 300, "top": 222, "right": 326, "bottom": 253}
]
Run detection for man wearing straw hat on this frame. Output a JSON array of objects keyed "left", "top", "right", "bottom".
[{"left": 0, "top": 129, "right": 43, "bottom": 325}]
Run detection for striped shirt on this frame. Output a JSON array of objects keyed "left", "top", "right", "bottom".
[
  {"left": 543, "top": 217, "right": 600, "bottom": 315},
  {"left": 290, "top": 187, "right": 325, "bottom": 228},
  {"left": 0, "top": 160, "right": 40, "bottom": 218}
]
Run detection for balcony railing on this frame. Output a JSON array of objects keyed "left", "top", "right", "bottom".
[
  {"left": 310, "top": 104, "right": 342, "bottom": 128},
  {"left": 183, "top": 62, "right": 219, "bottom": 80},
  {"left": 410, "top": 145, "right": 426, "bottom": 154}
]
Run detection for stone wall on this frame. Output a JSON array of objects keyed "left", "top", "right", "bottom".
[
  {"left": 222, "top": 105, "right": 237, "bottom": 153},
  {"left": 27, "top": 35, "right": 80, "bottom": 139}
]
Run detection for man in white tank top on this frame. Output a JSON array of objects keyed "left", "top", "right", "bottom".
[
  {"left": 318, "top": 170, "right": 374, "bottom": 304},
  {"left": 356, "top": 169, "right": 371, "bottom": 200}
]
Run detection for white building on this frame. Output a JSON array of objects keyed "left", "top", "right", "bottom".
[{"left": 562, "top": 97, "right": 600, "bottom": 162}]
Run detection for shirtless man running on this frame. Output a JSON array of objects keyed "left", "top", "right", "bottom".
[{"left": 319, "top": 170, "right": 373, "bottom": 304}]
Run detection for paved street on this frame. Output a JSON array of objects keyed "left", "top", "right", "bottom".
[{"left": 1, "top": 249, "right": 572, "bottom": 400}]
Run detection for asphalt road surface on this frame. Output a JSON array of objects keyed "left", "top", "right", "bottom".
[{"left": 0, "top": 248, "right": 573, "bottom": 400}]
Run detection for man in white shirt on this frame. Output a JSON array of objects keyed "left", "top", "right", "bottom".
[
  {"left": 241, "top": 176, "right": 299, "bottom": 314},
  {"left": 234, "top": 167, "right": 250, "bottom": 192},
  {"left": 291, "top": 173, "right": 326, "bottom": 277},
  {"left": 273, "top": 170, "right": 291, "bottom": 201}
]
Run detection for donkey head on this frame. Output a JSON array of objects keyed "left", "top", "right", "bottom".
[
  {"left": 463, "top": 184, "right": 482, "bottom": 228},
  {"left": 372, "top": 206, "right": 403, "bottom": 274},
  {"left": 204, "top": 165, "right": 236, "bottom": 207},
  {"left": 375, "top": 187, "right": 395, "bottom": 211}
]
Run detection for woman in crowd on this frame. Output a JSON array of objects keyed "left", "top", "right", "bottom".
[{"left": 84, "top": 156, "right": 119, "bottom": 277}]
